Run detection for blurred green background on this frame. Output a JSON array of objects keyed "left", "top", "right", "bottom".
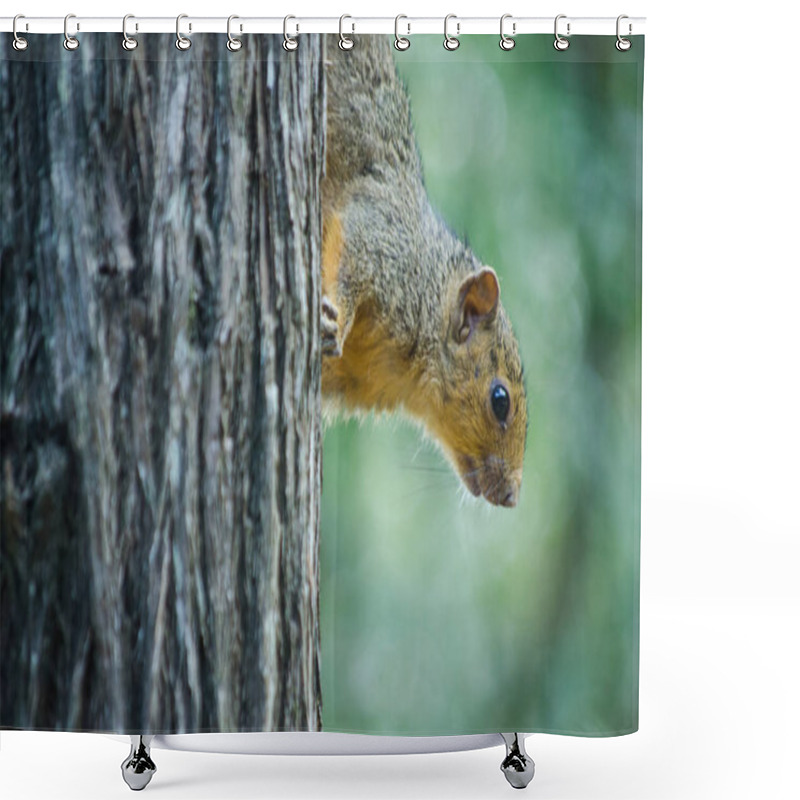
[{"left": 320, "top": 35, "right": 643, "bottom": 736}]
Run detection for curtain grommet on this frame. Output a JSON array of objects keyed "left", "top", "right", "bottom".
[
  {"left": 444, "top": 14, "right": 460, "bottom": 51},
  {"left": 394, "top": 15, "right": 410, "bottom": 51},
  {"left": 500, "top": 14, "right": 516, "bottom": 51},
  {"left": 283, "top": 15, "right": 298, "bottom": 51},
  {"left": 339, "top": 15, "right": 355, "bottom": 51},
  {"left": 121, "top": 14, "right": 138, "bottom": 51},
  {"left": 616, "top": 15, "right": 632, "bottom": 51},
  {"left": 12, "top": 14, "right": 29, "bottom": 51},
  {"left": 554, "top": 14, "right": 570, "bottom": 51},
  {"left": 227, "top": 15, "right": 243, "bottom": 52},
  {"left": 63, "top": 13, "right": 80, "bottom": 51},
  {"left": 175, "top": 14, "right": 191, "bottom": 51}
]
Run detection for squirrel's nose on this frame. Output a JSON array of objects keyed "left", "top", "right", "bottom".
[{"left": 500, "top": 489, "right": 518, "bottom": 508}]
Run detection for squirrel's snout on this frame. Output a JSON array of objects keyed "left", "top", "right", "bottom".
[
  {"left": 482, "top": 458, "right": 521, "bottom": 509},
  {"left": 499, "top": 488, "right": 518, "bottom": 508},
  {"left": 458, "top": 455, "right": 521, "bottom": 508},
  {"left": 484, "top": 481, "right": 519, "bottom": 508}
]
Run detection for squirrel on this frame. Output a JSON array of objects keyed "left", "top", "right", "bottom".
[{"left": 320, "top": 36, "right": 527, "bottom": 508}]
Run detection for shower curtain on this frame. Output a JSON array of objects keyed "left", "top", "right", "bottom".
[{"left": 0, "top": 31, "right": 643, "bottom": 738}]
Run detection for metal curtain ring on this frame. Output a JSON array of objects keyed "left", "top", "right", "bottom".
[
  {"left": 444, "top": 14, "right": 460, "bottom": 51},
  {"left": 63, "top": 13, "right": 79, "bottom": 51},
  {"left": 339, "top": 15, "right": 354, "bottom": 50},
  {"left": 394, "top": 15, "right": 410, "bottom": 51},
  {"left": 616, "top": 14, "right": 632, "bottom": 51},
  {"left": 12, "top": 14, "right": 28, "bottom": 51},
  {"left": 122, "top": 14, "right": 138, "bottom": 51},
  {"left": 499, "top": 14, "right": 515, "bottom": 50},
  {"left": 176, "top": 14, "right": 191, "bottom": 50},
  {"left": 554, "top": 14, "right": 570, "bottom": 51},
  {"left": 283, "top": 15, "right": 298, "bottom": 51},
  {"left": 227, "top": 15, "right": 243, "bottom": 52}
]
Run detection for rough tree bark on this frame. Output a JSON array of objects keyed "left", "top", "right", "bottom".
[{"left": 0, "top": 34, "right": 323, "bottom": 733}]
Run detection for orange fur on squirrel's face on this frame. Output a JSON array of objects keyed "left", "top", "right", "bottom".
[
  {"left": 322, "top": 264, "right": 528, "bottom": 508},
  {"left": 413, "top": 268, "right": 527, "bottom": 508}
]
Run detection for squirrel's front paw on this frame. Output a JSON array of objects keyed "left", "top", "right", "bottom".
[{"left": 321, "top": 296, "right": 342, "bottom": 357}]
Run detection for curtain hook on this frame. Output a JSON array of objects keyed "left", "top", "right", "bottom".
[
  {"left": 283, "top": 15, "right": 298, "bottom": 51},
  {"left": 616, "top": 15, "right": 632, "bottom": 51},
  {"left": 444, "top": 14, "right": 460, "bottom": 51},
  {"left": 500, "top": 14, "right": 515, "bottom": 51},
  {"left": 227, "top": 15, "right": 243, "bottom": 52},
  {"left": 12, "top": 14, "right": 28, "bottom": 51},
  {"left": 554, "top": 14, "right": 570, "bottom": 51},
  {"left": 63, "top": 13, "right": 79, "bottom": 51},
  {"left": 394, "top": 14, "right": 410, "bottom": 51},
  {"left": 175, "top": 13, "right": 191, "bottom": 50},
  {"left": 339, "top": 14, "right": 354, "bottom": 50},
  {"left": 122, "top": 14, "right": 138, "bottom": 51}
]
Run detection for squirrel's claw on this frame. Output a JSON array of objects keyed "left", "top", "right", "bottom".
[{"left": 321, "top": 295, "right": 342, "bottom": 357}]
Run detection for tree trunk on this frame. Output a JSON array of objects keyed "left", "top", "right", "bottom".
[{"left": 0, "top": 34, "right": 323, "bottom": 733}]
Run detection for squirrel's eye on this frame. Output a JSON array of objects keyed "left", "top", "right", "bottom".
[{"left": 490, "top": 382, "right": 510, "bottom": 423}]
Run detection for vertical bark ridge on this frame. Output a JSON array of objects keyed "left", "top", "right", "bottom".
[{"left": 0, "top": 33, "right": 323, "bottom": 733}]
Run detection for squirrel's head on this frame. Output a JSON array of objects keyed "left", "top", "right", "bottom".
[{"left": 420, "top": 266, "right": 527, "bottom": 508}]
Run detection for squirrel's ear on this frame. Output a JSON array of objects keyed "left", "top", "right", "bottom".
[{"left": 454, "top": 267, "right": 500, "bottom": 343}]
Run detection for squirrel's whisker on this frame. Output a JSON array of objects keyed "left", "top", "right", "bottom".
[{"left": 401, "top": 478, "right": 459, "bottom": 500}]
